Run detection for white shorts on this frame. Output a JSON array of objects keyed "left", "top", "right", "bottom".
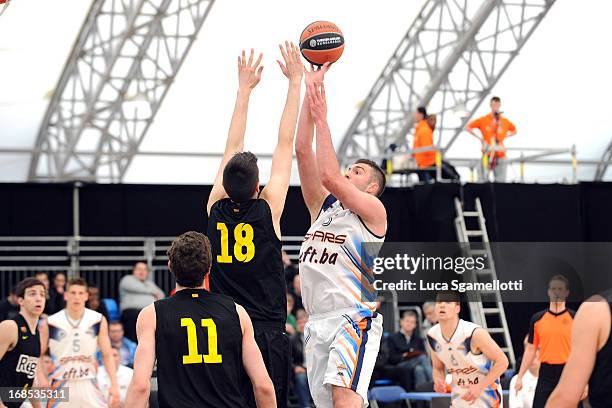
[
  {"left": 304, "top": 309, "right": 383, "bottom": 408},
  {"left": 47, "top": 379, "right": 107, "bottom": 408}
]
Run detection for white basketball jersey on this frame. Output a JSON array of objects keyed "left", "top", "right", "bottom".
[
  {"left": 428, "top": 320, "right": 503, "bottom": 408},
  {"left": 299, "top": 195, "right": 385, "bottom": 317},
  {"left": 48, "top": 308, "right": 102, "bottom": 381}
]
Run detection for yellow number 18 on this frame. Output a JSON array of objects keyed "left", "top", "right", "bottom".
[
  {"left": 180, "top": 317, "right": 222, "bottom": 365},
  {"left": 216, "top": 222, "right": 255, "bottom": 263}
]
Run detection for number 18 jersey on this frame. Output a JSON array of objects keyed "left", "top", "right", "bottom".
[
  {"left": 207, "top": 198, "right": 286, "bottom": 325},
  {"left": 154, "top": 288, "right": 244, "bottom": 408}
]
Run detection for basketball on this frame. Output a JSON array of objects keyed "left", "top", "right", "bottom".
[{"left": 299, "top": 21, "right": 344, "bottom": 66}]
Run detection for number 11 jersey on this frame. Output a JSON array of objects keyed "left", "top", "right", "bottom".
[{"left": 154, "top": 288, "right": 244, "bottom": 408}]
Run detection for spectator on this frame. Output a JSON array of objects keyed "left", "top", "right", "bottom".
[
  {"left": 0, "top": 286, "right": 19, "bottom": 322},
  {"left": 109, "top": 321, "right": 136, "bottom": 368},
  {"left": 421, "top": 301, "right": 437, "bottom": 338},
  {"left": 387, "top": 311, "right": 433, "bottom": 390},
  {"left": 291, "top": 311, "right": 311, "bottom": 408},
  {"left": 283, "top": 250, "right": 298, "bottom": 287},
  {"left": 119, "top": 261, "right": 164, "bottom": 342},
  {"left": 0, "top": 285, "right": 19, "bottom": 321},
  {"left": 47, "top": 272, "right": 66, "bottom": 314},
  {"left": 290, "top": 273, "right": 304, "bottom": 315},
  {"left": 466, "top": 96, "right": 517, "bottom": 182},
  {"left": 510, "top": 335, "right": 540, "bottom": 408},
  {"left": 412, "top": 106, "right": 437, "bottom": 182},
  {"left": 86, "top": 286, "right": 110, "bottom": 321},
  {"left": 286, "top": 292, "right": 297, "bottom": 335},
  {"left": 98, "top": 346, "right": 133, "bottom": 405},
  {"left": 34, "top": 271, "right": 53, "bottom": 315}
]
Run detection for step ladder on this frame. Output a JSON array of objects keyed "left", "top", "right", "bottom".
[{"left": 454, "top": 197, "right": 516, "bottom": 369}]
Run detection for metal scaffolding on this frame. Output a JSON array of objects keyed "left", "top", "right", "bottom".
[
  {"left": 337, "top": 0, "right": 556, "bottom": 166},
  {"left": 29, "top": 0, "right": 215, "bottom": 182},
  {"left": 594, "top": 138, "right": 612, "bottom": 181}
]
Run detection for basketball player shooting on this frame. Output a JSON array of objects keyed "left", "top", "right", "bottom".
[
  {"left": 205, "top": 42, "right": 304, "bottom": 408},
  {"left": 296, "top": 71, "right": 387, "bottom": 408},
  {"left": 428, "top": 291, "right": 508, "bottom": 408}
]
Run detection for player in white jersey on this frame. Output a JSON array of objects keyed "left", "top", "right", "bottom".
[
  {"left": 428, "top": 291, "right": 509, "bottom": 408},
  {"left": 296, "top": 67, "right": 387, "bottom": 408},
  {"left": 42, "top": 278, "right": 118, "bottom": 408}
]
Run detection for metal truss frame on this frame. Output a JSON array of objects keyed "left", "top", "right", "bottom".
[
  {"left": 594, "top": 138, "right": 612, "bottom": 181},
  {"left": 337, "top": 0, "right": 556, "bottom": 166},
  {"left": 29, "top": 0, "right": 215, "bottom": 182}
]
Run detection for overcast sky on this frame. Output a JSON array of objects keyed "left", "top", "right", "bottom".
[{"left": 1, "top": 0, "right": 611, "bottom": 184}]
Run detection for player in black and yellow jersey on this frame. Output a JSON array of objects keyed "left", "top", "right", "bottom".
[
  {"left": 124, "top": 231, "right": 275, "bottom": 408},
  {"left": 0, "top": 278, "right": 46, "bottom": 408},
  {"left": 206, "top": 42, "right": 304, "bottom": 408}
]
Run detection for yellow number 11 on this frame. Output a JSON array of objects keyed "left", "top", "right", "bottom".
[{"left": 180, "top": 318, "right": 222, "bottom": 365}]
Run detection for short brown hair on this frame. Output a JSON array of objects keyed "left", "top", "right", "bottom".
[
  {"left": 548, "top": 275, "right": 569, "bottom": 290},
  {"left": 67, "top": 277, "right": 88, "bottom": 290},
  {"left": 355, "top": 158, "right": 386, "bottom": 196},
  {"left": 436, "top": 290, "right": 461, "bottom": 304},
  {"left": 223, "top": 152, "right": 259, "bottom": 203},
  {"left": 16, "top": 278, "right": 46, "bottom": 298},
  {"left": 167, "top": 231, "right": 212, "bottom": 288}
]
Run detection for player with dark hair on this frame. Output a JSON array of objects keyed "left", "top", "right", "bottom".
[
  {"left": 205, "top": 42, "right": 304, "bottom": 408},
  {"left": 546, "top": 289, "right": 612, "bottom": 408},
  {"left": 515, "top": 275, "right": 578, "bottom": 408},
  {"left": 428, "top": 291, "right": 508, "bottom": 408},
  {"left": 0, "top": 278, "right": 46, "bottom": 408},
  {"left": 125, "top": 231, "right": 275, "bottom": 408},
  {"left": 43, "top": 278, "right": 119, "bottom": 408},
  {"left": 295, "top": 69, "right": 387, "bottom": 408}
]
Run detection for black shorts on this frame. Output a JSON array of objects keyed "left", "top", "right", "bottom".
[
  {"left": 533, "top": 363, "right": 583, "bottom": 408},
  {"left": 242, "top": 322, "right": 292, "bottom": 408}
]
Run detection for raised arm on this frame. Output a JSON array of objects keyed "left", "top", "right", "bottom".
[
  {"left": 260, "top": 42, "right": 303, "bottom": 237},
  {"left": 207, "top": 49, "right": 264, "bottom": 215},
  {"left": 125, "top": 305, "right": 157, "bottom": 408},
  {"left": 295, "top": 63, "right": 331, "bottom": 222},
  {"left": 236, "top": 304, "right": 276, "bottom": 408},
  {"left": 307, "top": 82, "right": 386, "bottom": 237}
]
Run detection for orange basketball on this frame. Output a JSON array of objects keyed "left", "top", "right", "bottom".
[{"left": 299, "top": 21, "right": 344, "bottom": 66}]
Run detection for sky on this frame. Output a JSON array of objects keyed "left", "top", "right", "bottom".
[{"left": 0, "top": 0, "right": 611, "bottom": 184}]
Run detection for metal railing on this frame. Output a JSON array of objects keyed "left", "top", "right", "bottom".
[{"left": 0, "top": 235, "right": 305, "bottom": 299}]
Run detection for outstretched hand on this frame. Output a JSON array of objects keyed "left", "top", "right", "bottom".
[
  {"left": 277, "top": 41, "right": 304, "bottom": 83},
  {"left": 238, "top": 48, "right": 263, "bottom": 90},
  {"left": 306, "top": 82, "right": 327, "bottom": 123},
  {"left": 304, "top": 61, "right": 331, "bottom": 85}
]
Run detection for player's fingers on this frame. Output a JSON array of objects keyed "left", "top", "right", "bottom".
[
  {"left": 247, "top": 48, "right": 254, "bottom": 67},
  {"left": 284, "top": 41, "right": 293, "bottom": 63},
  {"left": 322, "top": 61, "right": 331, "bottom": 73},
  {"left": 254, "top": 52, "right": 263, "bottom": 70},
  {"left": 237, "top": 56, "right": 241, "bottom": 69},
  {"left": 241, "top": 50, "right": 246, "bottom": 67},
  {"left": 257, "top": 65, "right": 264, "bottom": 78},
  {"left": 320, "top": 82, "right": 326, "bottom": 100},
  {"left": 279, "top": 43, "right": 288, "bottom": 62},
  {"left": 277, "top": 60, "right": 286, "bottom": 74}
]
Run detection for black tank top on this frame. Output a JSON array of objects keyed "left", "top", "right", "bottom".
[
  {"left": 154, "top": 288, "right": 245, "bottom": 408},
  {"left": 207, "top": 198, "right": 286, "bottom": 326},
  {"left": 588, "top": 289, "right": 612, "bottom": 408},
  {"left": 0, "top": 314, "right": 40, "bottom": 408}
]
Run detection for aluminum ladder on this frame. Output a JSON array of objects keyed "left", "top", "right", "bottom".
[{"left": 454, "top": 197, "right": 516, "bottom": 368}]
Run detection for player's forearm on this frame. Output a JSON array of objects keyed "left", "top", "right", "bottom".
[
  {"left": 296, "top": 94, "right": 314, "bottom": 152},
  {"left": 545, "top": 389, "right": 580, "bottom": 408},
  {"left": 432, "top": 366, "right": 445, "bottom": 384},
  {"left": 102, "top": 352, "right": 119, "bottom": 389},
  {"left": 277, "top": 82, "right": 301, "bottom": 147},
  {"left": 517, "top": 346, "right": 535, "bottom": 378},
  {"left": 481, "top": 356, "right": 509, "bottom": 389},
  {"left": 125, "top": 381, "right": 150, "bottom": 408},
  {"left": 253, "top": 379, "right": 276, "bottom": 408},
  {"left": 225, "top": 88, "right": 252, "bottom": 153},
  {"left": 314, "top": 118, "right": 342, "bottom": 188}
]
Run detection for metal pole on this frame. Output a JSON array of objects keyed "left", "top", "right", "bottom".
[{"left": 69, "top": 182, "right": 82, "bottom": 278}]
